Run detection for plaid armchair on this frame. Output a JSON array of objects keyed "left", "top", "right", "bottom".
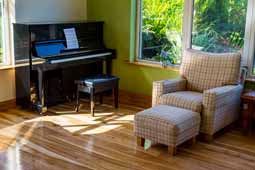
[{"left": 153, "top": 49, "right": 243, "bottom": 137}]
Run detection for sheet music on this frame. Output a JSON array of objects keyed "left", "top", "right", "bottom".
[{"left": 64, "top": 28, "right": 79, "bottom": 49}]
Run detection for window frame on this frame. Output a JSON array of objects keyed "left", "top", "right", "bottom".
[
  {"left": 136, "top": 0, "right": 255, "bottom": 77},
  {"left": 0, "top": 0, "right": 13, "bottom": 67},
  {"left": 244, "top": 0, "right": 255, "bottom": 77}
]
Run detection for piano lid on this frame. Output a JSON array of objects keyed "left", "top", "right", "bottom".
[{"left": 14, "top": 20, "right": 104, "bottom": 26}]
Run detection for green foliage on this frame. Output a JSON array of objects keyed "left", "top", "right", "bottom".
[
  {"left": 192, "top": 0, "right": 247, "bottom": 53},
  {"left": 141, "top": 0, "right": 183, "bottom": 64},
  {"left": 141, "top": 0, "right": 248, "bottom": 65}
]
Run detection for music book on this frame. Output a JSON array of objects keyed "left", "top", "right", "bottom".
[{"left": 64, "top": 28, "right": 79, "bottom": 49}]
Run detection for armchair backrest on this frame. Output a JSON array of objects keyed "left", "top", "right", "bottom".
[{"left": 180, "top": 49, "right": 241, "bottom": 92}]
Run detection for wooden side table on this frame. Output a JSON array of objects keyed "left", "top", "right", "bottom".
[{"left": 241, "top": 91, "right": 255, "bottom": 133}]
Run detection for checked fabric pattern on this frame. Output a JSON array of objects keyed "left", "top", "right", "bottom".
[
  {"left": 134, "top": 105, "right": 201, "bottom": 147},
  {"left": 159, "top": 91, "right": 203, "bottom": 113},
  {"left": 151, "top": 49, "right": 243, "bottom": 136},
  {"left": 201, "top": 85, "right": 243, "bottom": 135},
  {"left": 181, "top": 49, "right": 241, "bottom": 92},
  {"left": 152, "top": 78, "right": 186, "bottom": 107}
]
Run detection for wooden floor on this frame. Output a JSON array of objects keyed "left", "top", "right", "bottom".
[{"left": 0, "top": 101, "right": 255, "bottom": 170}]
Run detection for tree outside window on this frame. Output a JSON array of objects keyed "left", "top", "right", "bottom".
[{"left": 139, "top": 0, "right": 248, "bottom": 67}]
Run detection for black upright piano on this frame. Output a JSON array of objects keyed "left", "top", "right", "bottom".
[{"left": 14, "top": 21, "right": 116, "bottom": 113}]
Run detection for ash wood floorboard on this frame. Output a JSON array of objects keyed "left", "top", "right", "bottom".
[{"left": 0, "top": 102, "right": 254, "bottom": 170}]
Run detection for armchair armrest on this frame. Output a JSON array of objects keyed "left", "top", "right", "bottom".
[
  {"left": 202, "top": 85, "right": 243, "bottom": 135},
  {"left": 152, "top": 78, "right": 187, "bottom": 106}
]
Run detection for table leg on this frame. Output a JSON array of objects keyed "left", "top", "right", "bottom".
[
  {"left": 252, "top": 102, "right": 255, "bottom": 133},
  {"left": 242, "top": 101, "right": 251, "bottom": 134}
]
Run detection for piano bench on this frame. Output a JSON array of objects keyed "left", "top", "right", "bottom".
[{"left": 75, "top": 75, "right": 119, "bottom": 116}]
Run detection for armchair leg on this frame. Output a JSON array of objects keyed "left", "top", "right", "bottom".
[
  {"left": 187, "top": 137, "right": 196, "bottom": 146},
  {"left": 203, "top": 134, "right": 214, "bottom": 143}
]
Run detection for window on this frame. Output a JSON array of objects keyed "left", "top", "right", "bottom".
[
  {"left": 192, "top": 0, "right": 248, "bottom": 53},
  {"left": 136, "top": 0, "right": 255, "bottom": 76},
  {"left": 138, "top": 0, "right": 184, "bottom": 65},
  {"left": 0, "top": 0, "right": 11, "bottom": 66}
]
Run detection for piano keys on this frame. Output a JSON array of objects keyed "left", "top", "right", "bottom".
[{"left": 13, "top": 21, "right": 117, "bottom": 113}]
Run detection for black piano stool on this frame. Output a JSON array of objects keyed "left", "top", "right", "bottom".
[{"left": 75, "top": 75, "right": 119, "bottom": 116}]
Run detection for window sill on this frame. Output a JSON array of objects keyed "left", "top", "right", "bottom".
[
  {"left": 127, "top": 60, "right": 180, "bottom": 72},
  {"left": 0, "top": 65, "right": 15, "bottom": 70}
]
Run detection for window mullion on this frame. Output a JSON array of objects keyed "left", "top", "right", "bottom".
[
  {"left": 244, "top": 0, "right": 255, "bottom": 76},
  {"left": 182, "top": 0, "right": 194, "bottom": 52}
]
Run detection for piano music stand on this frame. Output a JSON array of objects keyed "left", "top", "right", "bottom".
[{"left": 75, "top": 75, "right": 119, "bottom": 116}]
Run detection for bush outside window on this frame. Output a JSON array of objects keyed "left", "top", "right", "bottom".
[
  {"left": 139, "top": 0, "right": 184, "bottom": 66},
  {"left": 138, "top": 0, "right": 248, "bottom": 67},
  {"left": 192, "top": 0, "right": 248, "bottom": 53}
]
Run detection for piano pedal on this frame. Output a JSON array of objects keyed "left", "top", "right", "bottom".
[
  {"left": 37, "top": 105, "right": 48, "bottom": 115},
  {"left": 66, "top": 96, "right": 73, "bottom": 103}
]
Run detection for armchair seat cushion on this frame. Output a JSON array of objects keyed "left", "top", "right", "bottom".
[{"left": 159, "top": 91, "right": 203, "bottom": 113}]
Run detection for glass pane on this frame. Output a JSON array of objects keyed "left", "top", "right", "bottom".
[
  {"left": 140, "top": 0, "right": 184, "bottom": 65},
  {"left": 0, "top": 0, "right": 3, "bottom": 63},
  {"left": 192, "top": 0, "right": 248, "bottom": 53}
]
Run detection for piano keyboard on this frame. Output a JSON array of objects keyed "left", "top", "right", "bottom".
[{"left": 49, "top": 52, "right": 113, "bottom": 64}]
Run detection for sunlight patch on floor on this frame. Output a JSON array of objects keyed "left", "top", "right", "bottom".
[{"left": 80, "top": 124, "right": 122, "bottom": 135}]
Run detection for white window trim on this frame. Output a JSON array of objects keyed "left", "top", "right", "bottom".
[
  {"left": 136, "top": 0, "right": 142, "bottom": 59},
  {"left": 243, "top": 0, "right": 255, "bottom": 77},
  {"left": 182, "top": 0, "right": 193, "bottom": 52},
  {"left": 136, "top": 0, "right": 255, "bottom": 76},
  {"left": 0, "top": 0, "right": 13, "bottom": 67}
]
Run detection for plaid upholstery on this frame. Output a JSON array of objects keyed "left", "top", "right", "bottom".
[
  {"left": 152, "top": 78, "right": 187, "bottom": 107},
  {"left": 134, "top": 105, "right": 201, "bottom": 147},
  {"left": 151, "top": 49, "right": 243, "bottom": 136},
  {"left": 181, "top": 49, "right": 241, "bottom": 92},
  {"left": 201, "top": 85, "right": 243, "bottom": 135},
  {"left": 159, "top": 91, "right": 203, "bottom": 113}
]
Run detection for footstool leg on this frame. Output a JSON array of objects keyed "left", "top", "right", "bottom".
[
  {"left": 137, "top": 137, "right": 145, "bottom": 147},
  {"left": 168, "top": 146, "right": 177, "bottom": 156}
]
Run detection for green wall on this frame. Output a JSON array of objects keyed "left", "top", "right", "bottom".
[{"left": 87, "top": 0, "right": 179, "bottom": 95}]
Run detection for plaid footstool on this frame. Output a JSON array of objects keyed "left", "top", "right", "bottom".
[{"left": 134, "top": 105, "right": 201, "bottom": 156}]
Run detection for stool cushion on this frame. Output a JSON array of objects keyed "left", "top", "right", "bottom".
[
  {"left": 76, "top": 75, "right": 119, "bottom": 85},
  {"left": 134, "top": 105, "right": 201, "bottom": 146}
]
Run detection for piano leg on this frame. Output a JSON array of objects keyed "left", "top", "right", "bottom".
[
  {"left": 99, "top": 94, "right": 103, "bottom": 105},
  {"left": 76, "top": 85, "right": 80, "bottom": 112},
  {"left": 38, "top": 69, "right": 47, "bottom": 114},
  {"left": 106, "top": 59, "right": 112, "bottom": 75}
]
